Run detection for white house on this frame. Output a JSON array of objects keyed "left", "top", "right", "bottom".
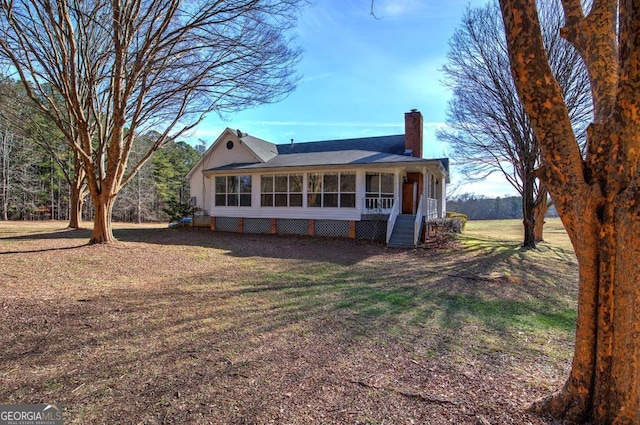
[{"left": 186, "top": 110, "right": 449, "bottom": 247}]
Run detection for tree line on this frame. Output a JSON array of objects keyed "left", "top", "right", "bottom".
[
  {"left": 0, "top": 77, "right": 202, "bottom": 224},
  {"left": 447, "top": 193, "right": 558, "bottom": 221}
]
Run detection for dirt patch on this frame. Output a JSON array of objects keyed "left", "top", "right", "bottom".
[{"left": 0, "top": 222, "right": 577, "bottom": 424}]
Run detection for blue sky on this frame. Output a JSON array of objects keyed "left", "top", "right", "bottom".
[{"left": 187, "top": 0, "right": 517, "bottom": 197}]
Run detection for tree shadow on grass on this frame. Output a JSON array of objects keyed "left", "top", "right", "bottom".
[
  {"left": 1, "top": 225, "right": 383, "bottom": 266},
  {"left": 0, "top": 227, "right": 92, "bottom": 254},
  {"left": 0, "top": 233, "right": 576, "bottom": 424}
]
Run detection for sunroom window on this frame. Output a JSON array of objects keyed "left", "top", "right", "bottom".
[
  {"left": 215, "top": 175, "right": 251, "bottom": 207},
  {"left": 307, "top": 172, "right": 355, "bottom": 208},
  {"left": 260, "top": 174, "right": 303, "bottom": 207},
  {"left": 366, "top": 173, "right": 394, "bottom": 199}
]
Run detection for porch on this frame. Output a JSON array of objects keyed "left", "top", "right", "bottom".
[{"left": 363, "top": 196, "right": 438, "bottom": 219}]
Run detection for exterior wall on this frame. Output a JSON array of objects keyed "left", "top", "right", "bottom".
[
  {"left": 205, "top": 137, "right": 258, "bottom": 169},
  {"left": 208, "top": 168, "right": 399, "bottom": 221},
  {"left": 189, "top": 130, "right": 259, "bottom": 212},
  {"left": 189, "top": 170, "right": 211, "bottom": 212}
]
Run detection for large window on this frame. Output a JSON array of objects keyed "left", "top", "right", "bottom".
[
  {"left": 261, "top": 174, "right": 303, "bottom": 207},
  {"left": 215, "top": 175, "right": 252, "bottom": 207},
  {"left": 308, "top": 172, "right": 355, "bottom": 208},
  {"left": 366, "top": 173, "right": 394, "bottom": 199}
]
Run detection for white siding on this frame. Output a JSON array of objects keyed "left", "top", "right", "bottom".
[
  {"left": 189, "top": 129, "right": 262, "bottom": 211},
  {"left": 208, "top": 167, "right": 401, "bottom": 221},
  {"left": 204, "top": 137, "right": 259, "bottom": 169}
]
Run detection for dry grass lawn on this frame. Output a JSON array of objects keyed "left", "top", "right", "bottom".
[{"left": 0, "top": 219, "right": 577, "bottom": 424}]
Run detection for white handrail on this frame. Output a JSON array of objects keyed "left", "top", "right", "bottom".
[
  {"left": 386, "top": 196, "right": 400, "bottom": 244},
  {"left": 414, "top": 194, "right": 424, "bottom": 246}
]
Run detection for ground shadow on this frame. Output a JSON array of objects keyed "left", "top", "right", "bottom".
[{"left": 0, "top": 222, "right": 576, "bottom": 424}]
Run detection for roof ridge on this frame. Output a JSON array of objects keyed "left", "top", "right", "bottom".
[{"left": 275, "top": 133, "right": 404, "bottom": 147}]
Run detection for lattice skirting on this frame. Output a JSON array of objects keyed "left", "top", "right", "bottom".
[
  {"left": 276, "top": 218, "right": 308, "bottom": 235},
  {"left": 211, "top": 216, "right": 385, "bottom": 242},
  {"left": 244, "top": 218, "right": 272, "bottom": 234},
  {"left": 315, "top": 219, "right": 349, "bottom": 237},
  {"left": 214, "top": 216, "right": 238, "bottom": 232},
  {"left": 356, "top": 220, "right": 387, "bottom": 242}
]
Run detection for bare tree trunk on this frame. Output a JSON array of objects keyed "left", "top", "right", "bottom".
[
  {"left": 90, "top": 192, "right": 116, "bottom": 244},
  {"left": 0, "top": 130, "right": 11, "bottom": 220},
  {"left": 531, "top": 181, "right": 640, "bottom": 424},
  {"left": 68, "top": 185, "right": 84, "bottom": 229},
  {"left": 533, "top": 186, "right": 549, "bottom": 242},
  {"left": 499, "top": 1, "right": 640, "bottom": 422},
  {"left": 533, "top": 202, "right": 546, "bottom": 242},
  {"left": 136, "top": 172, "right": 142, "bottom": 224},
  {"left": 522, "top": 174, "right": 537, "bottom": 248},
  {"left": 68, "top": 153, "right": 86, "bottom": 229}
]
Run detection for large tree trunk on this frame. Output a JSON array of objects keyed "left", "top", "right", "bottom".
[
  {"left": 90, "top": 192, "right": 117, "bottom": 244},
  {"left": 531, "top": 181, "right": 640, "bottom": 424},
  {"left": 499, "top": 1, "right": 640, "bottom": 423},
  {"left": 68, "top": 186, "right": 83, "bottom": 229}
]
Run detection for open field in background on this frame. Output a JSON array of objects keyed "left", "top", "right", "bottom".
[
  {"left": 0, "top": 219, "right": 577, "bottom": 424},
  {"left": 465, "top": 218, "right": 573, "bottom": 252}
]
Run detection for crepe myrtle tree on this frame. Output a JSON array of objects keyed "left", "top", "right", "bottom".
[
  {"left": 439, "top": 0, "right": 591, "bottom": 248},
  {"left": 0, "top": 0, "right": 303, "bottom": 243},
  {"left": 499, "top": 0, "right": 640, "bottom": 423}
]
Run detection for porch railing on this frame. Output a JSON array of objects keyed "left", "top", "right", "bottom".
[
  {"left": 414, "top": 194, "right": 424, "bottom": 247},
  {"left": 364, "top": 196, "right": 394, "bottom": 214},
  {"left": 386, "top": 197, "right": 399, "bottom": 244},
  {"left": 426, "top": 198, "right": 438, "bottom": 220}
]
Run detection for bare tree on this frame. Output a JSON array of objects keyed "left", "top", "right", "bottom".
[
  {"left": 499, "top": 0, "right": 640, "bottom": 423},
  {"left": 439, "top": 0, "right": 591, "bottom": 247},
  {"left": 0, "top": 76, "right": 87, "bottom": 226},
  {"left": 0, "top": 128, "right": 13, "bottom": 220},
  {"left": 0, "top": 0, "right": 303, "bottom": 243}
]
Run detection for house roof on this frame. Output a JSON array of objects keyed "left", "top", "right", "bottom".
[
  {"left": 239, "top": 134, "right": 278, "bottom": 162},
  {"left": 207, "top": 149, "right": 432, "bottom": 172},
  {"left": 191, "top": 130, "right": 449, "bottom": 181},
  {"left": 276, "top": 134, "right": 407, "bottom": 155}
]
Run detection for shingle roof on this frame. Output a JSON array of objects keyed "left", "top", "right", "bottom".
[
  {"left": 239, "top": 134, "right": 278, "bottom": 162},
  {"left": 203, "top": 133, "right": 448, "bottom": 175},
  {"left": 275, "top": 134, "right": 406, "bottom": 155},
  {"left": 208, "top": 149, "right": 430, "bottom": 171}
]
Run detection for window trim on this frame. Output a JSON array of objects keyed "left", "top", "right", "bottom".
[
  {"left": 214, "top": 175, "right": 252, "bottom": 207},
  {"left": 366, "top": 172, "right": 394, "bottom": 199},
  {"left": 307, "top": 172, "right": 356, "bottom": 208},
  {"left": 260, "top": 173, "right": 303, "bottom": 207}
]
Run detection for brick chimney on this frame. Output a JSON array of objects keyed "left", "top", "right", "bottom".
[{"left": 404, "top": 109, "right": 423, "bottom": 158}]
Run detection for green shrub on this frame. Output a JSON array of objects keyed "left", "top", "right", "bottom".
[{"left": 163, "top": 198, "right": 200, "bottom": 225}]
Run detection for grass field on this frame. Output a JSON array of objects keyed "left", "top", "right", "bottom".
[
  {"left": 465, "top": 218, "right": 573, "bottom": 251},
  {"left": 0, "top": 219, "right": 577, "bottom": 424}
]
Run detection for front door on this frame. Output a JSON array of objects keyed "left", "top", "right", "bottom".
[{"left": 402, "top": 182, "right": 416, "bottom": 214}]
